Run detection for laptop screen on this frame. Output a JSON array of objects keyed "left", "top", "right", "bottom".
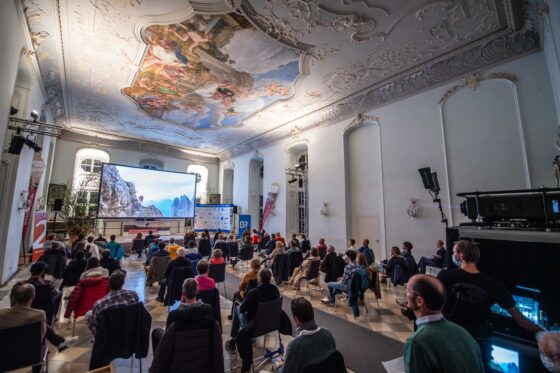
[{"left": 490, "top": 345, "right": 520, "bottom": 373}]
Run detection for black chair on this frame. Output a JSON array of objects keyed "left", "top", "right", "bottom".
[
  {"left": 89, "top": 302, "right": 152, "bottom": 370},
  {"left": 295, "top": 259, "right": 321, "bottom": 299},
  {"left": 131, "top": 239, "right": 145, "bottom": 256},
  {"left": 40, "top": 254, "right": 66, "bottom": 279},
  {"left": 29, "top": 282, "right": 57, "bottom": 325},
  {"left": 208, "top": 262, "right": 227, "bottom": 298},
  {"left": 288, "top": 250, "right": 303, "bottom": 275},
  {"left": 302, "top": 350, "right": 347, "bottom": 373},
  {"left": 238, "top": 246, "right": 254, "bottom": 274},
  {"left": 197, "top": 288, "right": 222, "bottom": 332},
  {"left": 272, "top": 253, "right": 290, "bottom": 285},
  {"left": 0, "top": 321, "right": 47, "bottom": 372},
  {"left": 164, "top": 266, "right": 194, "bottom": 306}
]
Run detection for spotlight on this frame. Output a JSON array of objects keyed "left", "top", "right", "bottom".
[
  {"left": 418, "top": 167, "right": 434, "bottom": 190},
  {"left": 288, "top": 178, "right": 298, "bottom": 184},
  {"left": 30, "top": 110, "right": 39, "bottom": 122},
  {"left": 431, "top": 171, "right": 440, "bottom": 194},
  {"left": 24, "top": 138, "right": 42, "bottom": 152},
  {"left": 8, "top": 135, "right": 25, "bottom": 154},
  {"left": 10, "top": 106, "right": 18, "bottom": 116}
]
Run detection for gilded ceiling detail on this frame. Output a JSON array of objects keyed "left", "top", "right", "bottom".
[{"left": 19, "top": 0, "right": 541, "bottom": 157}]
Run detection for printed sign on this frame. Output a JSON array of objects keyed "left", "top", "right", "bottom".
[
  {"left": 238, "top": 215, "right": 251, "bottom": 239},
  {"left": 32, "top": 211, "right": 48, "bottom": 262},
  {"left": 194, "top": 204, "right": 234, "bottom": 232}
]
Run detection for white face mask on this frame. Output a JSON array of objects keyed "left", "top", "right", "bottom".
[{"left": 540, "top": 351, "right": 558, "bottom": 372}]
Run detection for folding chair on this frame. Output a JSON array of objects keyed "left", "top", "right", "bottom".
[
  {"left": 208, "top": 262, "right": 227, "bottom": 298},
  {"left": 0, "top": 321, "right": 48, "bottom": 372}
]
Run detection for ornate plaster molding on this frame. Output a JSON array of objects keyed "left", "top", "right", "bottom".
[
  {"left": 439, "top": 72, "right": 520, "bottom": 104},
  {"left": 344, "top": 113, "right": 380, "bottom": 135}
]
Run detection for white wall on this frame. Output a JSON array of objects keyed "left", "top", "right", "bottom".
[
  {"left": 222, "top": 51, "right": 558, "bottom": 260},
  {"left": 543, "top": 0, "right": 560, "bottom": 126},
  {"left": 50, "top": 139, "right": 220, "bottom": 192}
]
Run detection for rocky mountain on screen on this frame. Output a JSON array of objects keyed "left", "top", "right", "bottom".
[
  {"left": 99, "top": 165, "right": 164, "bottom": 218},
  {"left": 171, "top": 194, "right": 194, "bottom": 217}
]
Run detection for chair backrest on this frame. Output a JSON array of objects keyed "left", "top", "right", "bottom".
[
  {"left": 0, "top": 321, "right": 43, "bottom": 371},
  {"left": 254, "top": 296, "right": 283, "bottom": 338},
  {"left": 197, "top": 288, "right": 222, "bottom": 331},
  {"left": 306, "top": 259, "right": 321, "bottom": 280},
  {"left": 29, "top": 281, "right": 55, "bottom": 324},
  {"left": 208, "top": 263, "right": 226, "bottom": 283},
  {"left": 288, "top": 251, "right": 303, "bottom": 273},
  {"left": 131, "top": 239, "right": 145, "bottom": 252},
  {"left": 239, "top": 245, "right": 253, "bottom": 260},
  {"left": 40, "top": 254, "right": 66, "bottom": 279},
  {"left": 166, "top": 266, "right": 194, "bottom": 306},
  {"left": 150, "top": 255, "right": 171, "bottom": 274},
  {"left": 186, "top": 252, "right": 202, "bottom": 261},
  {"left": 302, "top": 350, "right": 346, "bottom": 373},
  {"left": 90, "top": 302, "right": 152, "bottom": 370}
]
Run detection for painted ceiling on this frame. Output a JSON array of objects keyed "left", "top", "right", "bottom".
[{"left": 21, "top": 0, "right": 540, "bottom": 159}]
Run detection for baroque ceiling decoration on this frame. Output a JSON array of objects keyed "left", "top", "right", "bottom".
[{"left": 19, "top": 0, "right": 543, "bottom": 159}]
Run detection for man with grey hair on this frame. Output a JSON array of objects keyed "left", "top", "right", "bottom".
[
  {"left": 151, "top": 278, "right": 213, "bottom": 352},
  {"left": 1, "top": 283, "right": 47, "bottom": 339},
  {"left": 538, "top": 331, "right": 560, "bottom": 372},
  {"left": 156, "top": 247, "right": 192, "bottom": 302}
]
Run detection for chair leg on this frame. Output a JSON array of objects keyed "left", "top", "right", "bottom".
[
  {"left": 130, "top": 356, "right": 133, "bottom": 372},
  {"left": 139, "top": 358, "right": 142, "bottom": 372},
  {"left": 72, "top": 317, "right": 76, "bottom": 337}
]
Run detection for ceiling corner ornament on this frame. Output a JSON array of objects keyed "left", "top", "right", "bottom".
[
  {"left": 439, "top": 72, "right": 520, "bottom": 105},
  {"left": 290, "top": 125, "right": 302, "bottom": 140}
]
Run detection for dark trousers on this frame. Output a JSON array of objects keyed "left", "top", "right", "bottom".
[
  {"left": 229, "top": 291, "right": 243, "bottom": 318},
  {"left": 157, "top": 278, "right": 168, "bottom": 300},
  {"left": 45, "top": 326, "right": 65, "bottom": 346},
  {"left": 151, "top": 328, "right": 165, "bottom": 354},
  {"left": 418, "top": 257, "right": 439, "bottom": 274}
]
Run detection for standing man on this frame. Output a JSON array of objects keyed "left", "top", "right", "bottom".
[
  {"left": 358, "top": 239, "right": 375, "bottom": 265},
  {"left": 403, "top": 274, "right": 484, "bottom": 373},
  {"left": 144, "top": 230, "right": 156, "bottom": 249},
  {"left": 347, "top": 239, "right": 357, "bottom": 252},
  {"left": 106, "top": 235, "right": 124, "bottom": 261},
  {"left": 437, "top": 240, "right": 542, "bottom": 371},
  {"left": 418, "top": 240, "right": 446, "bottom": 273}
]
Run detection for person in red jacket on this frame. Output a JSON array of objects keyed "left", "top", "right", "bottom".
[{"left": 64, "top": 276, "right": 109, "bottom": 320}]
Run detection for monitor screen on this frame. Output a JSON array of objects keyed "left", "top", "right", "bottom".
[
  {"left": 490, "top": 345, "right": 520, "bottom": 373},
  {"left": 97, "top": 164, "right": 197, "bottom": 219}
]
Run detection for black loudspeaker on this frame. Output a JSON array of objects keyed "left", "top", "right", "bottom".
[
  {"left": 233, "top": 206, "right": 238, "bottom": 214},
  {"left": 418, "top": 167, "right": 434, "bottom": 190},
  {"left": 445, "top": 227, "right": 460, "bottom": 267},
  {"left": 53, "top": 199, "right": 63, "bottom": 212},
  {"left": 431, "top": 172, "right": 440, "bottom": 194},
  {"left": 8, "top": 136, "right": 25, "bottom": 155}
]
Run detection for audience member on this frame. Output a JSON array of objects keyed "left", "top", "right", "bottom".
[
  {"left": 383, "top": 246, "right": 405, "bottom": 285},
  {"left": 242, "top": 228, "right": 251, "bottom": 242},
  {"left": 94, "top": 233, "right": 107, "bottom": 244},
  {"left": 210, "top": 249, "right": 225, "bottom": 265},
  {"left": 99, "top": 249, "right": 121, "bottom": 275},
  {"left": 275, "top": 232, "right": 286, "bottom": 245},
  {"left": 197, "top": 233, "right": 212, "bottom": 258},
  {"left": 40, "top": 240, "right": 67, "bottom": 260},
  {"left": 320, "top": 245, "right": 338, "bottom": 280},
  {"left": 316, "top": 238, "right": 327, "bottom": 259},
  {"left": 213, "top": 229, "right": 222, "bottom": 246},
  {"left": 347, "top": 239, "right": 357, "bottom": 252},
  {"left": 44, "top": 233, "right": 66, "bottom": 255},
  {"left": 225, "top": 268, "right": 280, "bottom": 373},
  {"left": 265, "top": 233, "right": 277, "bottom": 254},
  {"left": 150, "top": 278, "right": 222, "bottom": 373},
  {"left": 437, "top": 240, "right": 542, "bottom": 371},
  {"left": 132, "top": 232, "right": 144, "bottom": 259},
  {"left": 156, "top": 248, "right": 192, "bottom": 302},
  {"left": 299, "top": 234, "right": 311, "bottom": 254},
  {"left": 290, "top": 247, "right": 320, "bottom": 291},
  {"left": 258, "top": 232, "right": 270, "bottom": 252},
  {"left": 226, "top": 233, "right": 239, "bottom": 262},
  {"left": 85, "top": 236, "right": 100, "bottom": 259},
  {"left": 80, "top": 257, "right": 109, "bottom": 279},
  {"left": 262, "top": 240, "right": 284, "bottom": 268},
  {"left": 86, "top": 270, "right": 139, "bottom": 337},
  {"left": 144, "top": 230, "right": 156, "bottom": 249},
  {"left": 418, "top": 240, "right": 446, "bottom": 273},
  {"left": 286, "top": 239, "right": 300, "bottom": 254},
  {"left": 402, "top": 241, "right": 419, "bottom": 276},
  {"left": 71, "top": 233, "right": 86, "bottom": 252},
  {"left": 185, "top": 239, "right": 198, "bottom": 255},
  {"left": 358, "top": 239, "right": 375, "bottom": 265},
  {"left": 106, "top": 235, "right": 124, "bottom": 261},
  {"left": 251, "top": 229, "right": 260, "bottom": 245},
  {"left": 279, "top": 297, "right": 336, "bottom": 373},
  {"left": 321, "top": 250, "right": 359, "bottom": 306},
  {"left": 145, "top": 238, "right": 161, "bottom": 265},
  {"left": 195, "top": 260, "right": 216, "bottom": 291},
  {"left": 213, "top": 233, "right": 227, "bottom": 254},
  {"left": 72, "top": 241, "right": 86, "bottom": 259},
  {"left": 25, "top": 262, "right": 62, "bottom": 321},
  {"left": 239, "top": 236, "right": 254, "bottom": 261},
  {"left": 537, "top": 331, "right": 560, "bottom": 372},
  {"left": 165, "top": 237, "right": 180, "bottom": 260},
  {"left": 228, "top": 258, "right": 260, "bottom": 320},
  {"left": 403, "top": 274, "right": 484, "bottom": 373},
  {"left": 60, "top": 250, "right": 87, "bottom": 288}
]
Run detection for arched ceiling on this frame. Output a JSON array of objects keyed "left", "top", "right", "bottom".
[{"left": 21, "top": 0, "right": 540, "bottom": 159}]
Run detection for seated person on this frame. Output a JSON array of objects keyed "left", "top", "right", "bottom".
[
  {"left": 86, "top": 270, "right": 139, "bottom": 337},
  {"left": 185, "top": 239, "right": 198, "bottom": 255},
  {"left": 275, "top": 232, "right": 286, "bottom": 245},
  {"left": 358, "top": 239, "right": 375, "bottom": 265},
  {"left": 195, "top": 260, "right": 216, "bottom": 292},
  {"left": 145, "top": 238, "right": 160, "bottom": 265},
  {"left": 286, "top": 239, "right": 300, "bottom": 254},
  {"left": 80, "top": 257, "right": 109, "bottom": 279},
  {"left": 25, "top": 262, "right": 62, "bottom": 323},
  {"left": 150, "top": 278, "right": 223, "bottom": 373},
  {"left": 316, "top": 238, "right": 327, "bottom": 259},
  {"left": 225, "top": 268, "right": 280, "bottom": 373},
  {"left": 290, "top": 248, "right": 320, "bottom": 291},
  {"left": 228, "top": 258, "right": 260, "bottom": 320},
  {"left": 60, "top": 250, "right": 87, "bottom": 288},
  {"left": 156, "top": 248, "right": 192, "bottom": 302},
  {"left": 402, "top": 241, "right": 419, "bottom": 276},
  {"left": 210, "top": 249, "right": 225, "bottom": 265},
  {"left": 197, "top": 233, "right": 212, "bottom": 258},
  {"left": 2, "top": 282, "right": 76, "bottom": 353},
  {"left": 418, "top": 240, "right": 446, "bottom": 273},
  {"left": 239, "top": 236, "right": 254, "bottom": 259},
  {"left": 165, "top": 237, "right": 181, "bottom": 260},
  {"left": 105, "top": 235, "right": 124, "bottom": 261},
  {"left": 144, "top": 230, "right": 156, "bottom": 249},
  {"left": 213, "top": 234, "right": 227, "bottom": 254},
  {"left": 299, "top": 235, "right": 311, "bottom": 254},
  {"left": 537, "top": 331, "right": 560, "bottom": 372},
  {"left": 383, "top": 246, "right": 407, "bottom": 286},
  {"left": 279, "top": 297, "right": 336, "bottom": 373},
  {"left": 264, "top": 233, "right": 277, "bottom": 254},
  {"left": 94, "top": 233, "right": 107, "bottom": 244},
  {"left": 85, "top": 236, "right": 100, "bottom": 259},
  {"left": 403, "top": 274, "right": 484, "bottom": 373},
  {"left": 42, "top": 236, "right": 67, "bottom": 259},
  {"left": 99, "top": 249, "right": 121, "bottom": 275},
  {"left": 226, "top": 234, "right": 239, "bottom": 262},
  {"left": 321, "top": 250, "right": 359, "bottom": 306},
  {"left": 347, "top": 239, "right": 357, "bottom": 252},
  {"left": 262, "top": 241, "right": 284, "bottom": 268}
]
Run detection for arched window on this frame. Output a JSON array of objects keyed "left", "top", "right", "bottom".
[
  {"left": 73, "top": 148, "right": 110, "bottom": 216},
  {"left": 187, "top": 164, "right": 208, "bottom": 204}
]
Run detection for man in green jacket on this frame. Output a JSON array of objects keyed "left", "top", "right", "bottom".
[
  {"left": 280, "top": 297, "right": 337, "bottom": 373},
  {"left": 404, "top": 274, "right": 484, "bottom": 373}
]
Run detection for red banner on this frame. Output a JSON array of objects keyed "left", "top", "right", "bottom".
[
  {"left": 32, "top": 211, "right": 48, "bottom": 262},
  {"left": 261, "top": 183, "right": 279, "bottom": 230},
  {"left": 21, "top": 183, "right": 38, "bottom": 242}
]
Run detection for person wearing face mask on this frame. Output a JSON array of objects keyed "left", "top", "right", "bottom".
[
  {"left": 437, "top": 240, "right": 543, "bottom": 372},
  {"left": 537, "top": 331, "right": 560, "bottom": 372}
]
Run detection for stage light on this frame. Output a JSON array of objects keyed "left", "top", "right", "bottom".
[
  {"left": 431, "top": 172, "right": 440, "bottom": 194},
  {"left": 30, "top": 110, "right": 39, "bottom": 122},
  {"left": 418, "top": 167, "right": 434, "bottom": 190},
  {"left": 8, "top": 135, "right": 25, "bottom": 154},
  {"left": 294, "top": 161, "right": 307, "bottom": 170}
]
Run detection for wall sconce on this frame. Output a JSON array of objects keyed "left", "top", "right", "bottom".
[
  {"left": 18, "top": 190, "right": 30, "bottom": 211},
  {"left": 406, "top": 197, "right": 419, "bottom": 218},
  {"left": 320, "top": 202, "right": 329, "bottom": 216}
]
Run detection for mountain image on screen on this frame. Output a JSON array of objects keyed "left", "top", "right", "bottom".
[{"left": 99, "top": 165, "right": 166, "bottom": 218}]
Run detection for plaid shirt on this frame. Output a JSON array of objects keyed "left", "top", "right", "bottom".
[
  {"left": 341, "top": 261, "right": 360, "bottom": 287},
  {"left": 88, "top": 289, "right": 139, "bottom": 336}
]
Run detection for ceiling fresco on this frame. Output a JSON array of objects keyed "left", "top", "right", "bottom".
[
  {"left": 123, "top": 14, "right": 301, "bottom": 129},
  {"left": 20, "top": 0, "right": 541, "bottom": 158}
]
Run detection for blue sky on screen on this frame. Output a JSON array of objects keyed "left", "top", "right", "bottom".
[{"left": 115, "top": 166, "right": 196, "bottom": 201}]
